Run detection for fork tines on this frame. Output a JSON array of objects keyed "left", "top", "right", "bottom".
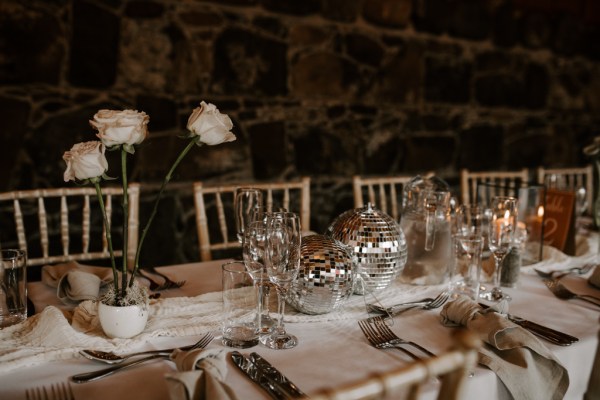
[
  {"left": 138, "top": 268, "right": 186, "bottom": 291},
  {"left": 26, "top": 382, "right": 74, "bottom": 400},
  {"left": 358, "top": 319, "right": 420, "bottom": 360}
]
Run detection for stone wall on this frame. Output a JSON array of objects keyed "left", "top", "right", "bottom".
[{"left": 1, "top": 0, "right": 600, "bottom": 267}]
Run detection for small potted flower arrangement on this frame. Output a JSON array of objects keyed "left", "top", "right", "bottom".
[{"left": 62, "top": 102, "right": 235, "bottom": 338}]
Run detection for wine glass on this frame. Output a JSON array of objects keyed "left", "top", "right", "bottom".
[
  {"left": 482, "top": 196, "right": 518, "bottom": 301},
  {"left": 261, "top": 211, "right": 301, "bottom": 350},
  {"left": 234, "top": 188, "right": 263, "bottom": 243},
  {"left": 576, "top": 186, "right": 588, "bottom": 219},
  {"left": 242, "top": 220, "right": 275, "bottom": 334}
]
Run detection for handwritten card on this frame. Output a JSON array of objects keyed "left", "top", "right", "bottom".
[{"left": 543, "top": 189, "right": 576, "bottom": 254}]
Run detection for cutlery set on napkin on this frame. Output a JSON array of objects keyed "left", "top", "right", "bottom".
[
  {"left": 441, "top": 296, "right": 570, "bottom": 400},
  {"left": 41, "top": 262, "right": 182, "bottom": 306}
]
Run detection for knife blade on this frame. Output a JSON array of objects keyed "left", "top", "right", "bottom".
[
  {"left": 478, "top": 303, "right": 578, "bottom": 346},
  {"left": 231, "top": 352, "right": 307, "bottom": 399},
  {"left": 249, "top": 352, "right": 307, "bottom": 398}
]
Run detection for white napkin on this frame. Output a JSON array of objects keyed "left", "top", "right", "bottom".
[
  {"left": 165, "top": 348, "right": 239, "bottom": 400},
  {"left": 41, "top": 262, "right": 115, "bottom": 305},
  {"left": 440, "top": 296, "right": 569, "bottom": 400},
  {"left": 0, "top": 292, "right": 224, "bottom": 374}
]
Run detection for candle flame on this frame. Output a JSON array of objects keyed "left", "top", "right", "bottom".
[
  {"left": 537, "top": 205, "right": 544, "bottom": 218},
  {"left": 503, "top": 209, "right": 510, "bottom": 224}
]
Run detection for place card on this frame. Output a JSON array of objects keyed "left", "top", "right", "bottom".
[{"left": 543, "top": 189, "right": 576, "bottom": 255}]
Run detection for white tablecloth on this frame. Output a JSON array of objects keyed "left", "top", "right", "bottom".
[{"left": 1, "top": 239, "right": 599, "bottom": 399}]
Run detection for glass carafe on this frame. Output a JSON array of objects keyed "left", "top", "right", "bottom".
[{"left": 399, "top": 175, "right": 452, "bottom": 285}]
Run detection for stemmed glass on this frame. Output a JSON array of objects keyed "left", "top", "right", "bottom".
[
  {"left": 234, "top": 188, "right": 263, "bottom": 243},
  {"left": 242, "top": 220, "right": 275, "bottom": 333},
  {"left": 575, "top": 186, "right": 588, "bottom": 226},
  {"left": 483, "top": 196, "right": 518, "bottom": 301},
  {"left": 235, "top": 188, "right": 276, "bottom": 333},
  {"left": 261, "top": 211, "right": 301, "bottom": 349}
]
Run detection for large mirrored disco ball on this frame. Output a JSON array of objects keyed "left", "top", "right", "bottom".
[
  {"left": 326, "top": 204, "right": 407, "bottom": 294},
  {"left": 287, "top": 234, "right": 355, "bottom": 315}
]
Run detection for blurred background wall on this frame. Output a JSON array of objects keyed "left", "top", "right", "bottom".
[{"left": 1, "top": 0, "right": 599, "bottom": 266}]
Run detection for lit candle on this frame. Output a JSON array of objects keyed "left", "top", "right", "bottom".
[{"left": 526, "top": 206, "right": 544, "bottom": 242}]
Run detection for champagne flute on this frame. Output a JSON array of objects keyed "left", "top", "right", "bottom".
[
  {"left": 482, "top": 196, "right": 517, "bottom": 301},
  {"left": 243, "top": 220, "right": 275, "bottom": 333},
  {"left": 261, "top": 211, "right": 301, "bottom": 350},
  {"left": 234, "top": 188, "right": 263, "bottom": 243}
]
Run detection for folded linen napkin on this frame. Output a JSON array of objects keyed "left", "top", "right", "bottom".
[
  {"left": 440, "top": 296, "right": 569, "bottom": 400},
  {"left": 41, "top": 262, "right": 115, "bottom": 305},
  {"left": 165, "top": 348, "right": 239, "bottom": 400},
  {"left": 589, "top": 265, "right": 600, "bottom": 289}
]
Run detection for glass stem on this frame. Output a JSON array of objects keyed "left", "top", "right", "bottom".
[
  {"left": 493, "top": 254, "right": 504, "bottom": 291},
  {"left": 261, "top": 283, "right": 270, "bottom": 317},
  {"left": 275, "top": 286, "right": 286, "bottom": 333},
  {"left": 255, "top": 281, "right": 263, "bottom": 330}
]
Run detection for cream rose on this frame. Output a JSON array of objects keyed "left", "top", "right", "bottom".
[
  {"left": 90, "top": 109, "right": 149, "bottom": 150},
  {"left": 63, "top": 141, "right": 109, "bottom": 182},
  {"left": 186, "top": 101, "right": 236, "bottom": 145}
]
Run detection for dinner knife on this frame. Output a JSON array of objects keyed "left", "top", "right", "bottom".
[
  {"left": 478, "top": 303, "right": 579, "bottom": 346},
  {"left": 230, "top": 351, "right": 307, "bottom": 399},
  {"left": 249, "top": 352, "right": 307, "bottom": 398}
]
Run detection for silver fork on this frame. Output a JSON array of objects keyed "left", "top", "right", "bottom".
[
  {"left": 358, "top": 319, "right": 421, "bottom": 360},
  {"left": 26, "top": 382, "right": 74, "bottom": 400},
  {"left": 544, "top": 279, "right": 600, "bottom": 308},
  {"left": 71, "top": 332, "right": 214, "bottom": 383},
  {"left": 367, "top": 291, "right": 450, "bottom": 320},
  {"left": 534, "top": 263, "right": 595, "bottom": 279},
  {"left": 372, "top": 317, "right": 436, "bottom": 357},
  {"left": 138, "top": 268, "right": 186, "bottom": 291}
]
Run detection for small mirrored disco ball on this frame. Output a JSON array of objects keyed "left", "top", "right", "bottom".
[
  {"left": 287, "top": 234, "right": 356, "bottom": 314},
  {"left": 326, "top": 204, "right": 407, "bottom": 294}
]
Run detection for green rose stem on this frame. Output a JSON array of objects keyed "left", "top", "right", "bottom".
[
  {"left": 93, "top": 180, "right": 119, "bottom": 299},
  {"left": 128, "top": 138, "right": 199, "bottom": 288},
  {"left": 120, "top": 147, "right": 129, "bottom": 300}
]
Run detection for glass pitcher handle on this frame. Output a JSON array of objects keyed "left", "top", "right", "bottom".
[{"left": 424, "top": 195, "right": 437, "bottom": 251}]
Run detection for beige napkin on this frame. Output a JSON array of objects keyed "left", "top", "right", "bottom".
[
  {"left": 42, "top": 262, "right": 116, "bottom": 305},
  {"left": 440, "top": 296, "right": 569, "bottom": 400},
  {"left": 589, "top": 265, "right": 600, "bottom": 289},
  {"left": 165, "top": 348, "right": 239, "bottom": 400}
]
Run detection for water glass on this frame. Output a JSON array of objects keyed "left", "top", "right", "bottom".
[
  {"left": 1, "top": 249, "right": 27, "bottom": 328},
  {"left": 221, "top": 261, "right": 259, "bottom": 348},
  {"left": 451, "top": 234, "right": 483, "bottom": 300}
]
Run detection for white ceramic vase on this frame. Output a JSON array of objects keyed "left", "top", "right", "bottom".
[{"left": 98, "top": 301, "right": 149, "bottom": 339}]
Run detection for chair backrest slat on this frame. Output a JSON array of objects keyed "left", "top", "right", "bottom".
[
  {"left": 0, "top": 184, "right": 140, "bottom": 268},
  {"left": 37, "top": 197, "right": 49, "bottom": 260},
  {"left": 193, "top": 177, "right": 311, "bottom": 261},
  {"left": 460, "top": 169, "right": 530, "bottom": 205},
  {"left": 60, "top": 196, "right": 69, "bottom": 257},
  {"left": 537, "top": 165, "right": 593, "bottom": 213},
  {"left": 353, "top": 175, "right": 415, "bottom": 221},
  {"left": 13, "top": 199, "right": 26, "bottom": 252},
  {"left": 82, "top": 195, "right": 90, "bottom": 256}
]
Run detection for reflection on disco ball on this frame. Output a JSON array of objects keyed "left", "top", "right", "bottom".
[
  {"left": 287, "top": 234, "right": 355, "bottom": 315},
  {"left": 326, "top": 204, "right": 407, "bottom": 294}
]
